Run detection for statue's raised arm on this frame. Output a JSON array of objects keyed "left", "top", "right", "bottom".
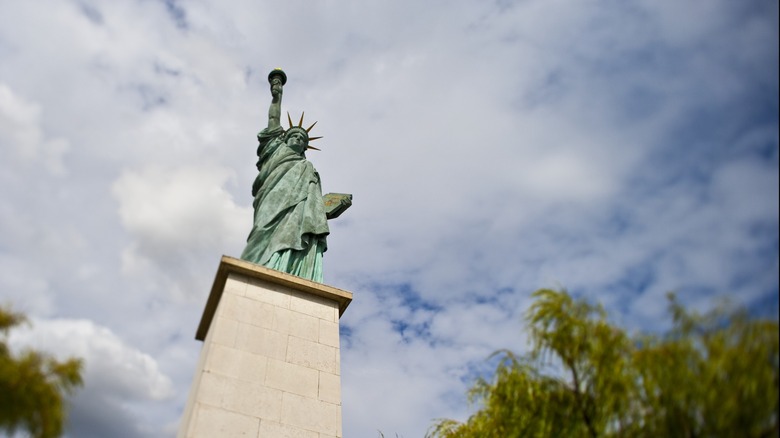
[{"left": 267, "top": 69, "right": 286, "bottom": 130}]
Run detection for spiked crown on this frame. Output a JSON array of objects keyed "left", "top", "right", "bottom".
[{"left": 284, "top": 112, "right": 322, "bottom": 151}]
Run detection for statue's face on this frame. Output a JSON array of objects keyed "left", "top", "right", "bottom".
[{"left": 287, "top": 131, "right": 307, "bottom": 153}]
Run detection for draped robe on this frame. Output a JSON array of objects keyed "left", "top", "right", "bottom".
[{"left": 240, "top": 126, "right": 329, "bottom": 282}]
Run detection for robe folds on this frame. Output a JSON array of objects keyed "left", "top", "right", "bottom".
[{"left": 240, "top": 126, "right": 329, "bottom": 282}]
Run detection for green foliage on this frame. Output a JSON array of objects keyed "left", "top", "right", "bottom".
[
  {"left": 428, "top": 289, "right": 779, "bottom": 438},
  {"left": 0, "top": 306, "right": 84, "bottom": 438}
]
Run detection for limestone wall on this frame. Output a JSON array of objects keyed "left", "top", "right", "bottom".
[{"left": 178, "top": 256, "right": 352, "bottom": 438}]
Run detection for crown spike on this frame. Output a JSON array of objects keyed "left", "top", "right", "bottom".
[
  {"left": 287, "top": 112, "right": 293, "bottom": 129},
  {"left": 306, "top": 145, "right": 321, "bottom": 151},
  {"left": 306, "top": 121, "right": 318, "bottom": 132},
  {"left": 308, "top": 136, "right": 323, "bottom": 141},
  {"left": 298, "top": 112, "right": 305, "bottom": 127}
]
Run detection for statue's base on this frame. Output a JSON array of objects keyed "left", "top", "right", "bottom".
[{"left": 177, "top": 256, "right": 352, "bottom": 438}]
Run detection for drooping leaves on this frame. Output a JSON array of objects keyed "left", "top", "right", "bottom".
[{"left": 428, "top": 290, "right": 779, "bottom": 438}]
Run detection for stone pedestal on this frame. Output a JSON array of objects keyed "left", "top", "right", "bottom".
[{"left": 178, "top": 256, "right": 352, "bottom": 438}]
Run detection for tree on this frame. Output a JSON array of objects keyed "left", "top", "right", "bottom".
[
  {"left": 427, "top": 289, "right": 779, "bottom": 438},
  {"left": 0, "top": 306, "right": 83, "bottom": 438}
]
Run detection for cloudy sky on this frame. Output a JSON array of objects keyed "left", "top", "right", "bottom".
[{"left": 1, "top": 0, "right": 777, "bottom": 436}]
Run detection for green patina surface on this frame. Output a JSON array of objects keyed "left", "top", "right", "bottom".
[{"left": 240, "top": 69, "right": 351, "bottom": 282}]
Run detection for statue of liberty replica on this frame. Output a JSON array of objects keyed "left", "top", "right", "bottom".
[{"left": 241, "top": 69, "right": 351, "bottom": 282}]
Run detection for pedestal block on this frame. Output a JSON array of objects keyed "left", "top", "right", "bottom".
[{"left": 178, "top": 256, "right": 352, "bottom": 438}]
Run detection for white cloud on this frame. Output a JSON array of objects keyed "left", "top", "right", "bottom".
[
  {"left": 0, "top": 83, "right": 69, "bottom": 175},
  {"left": 8, "top": 317, "right": 174, "bottom": 437},
  {"left": 113, "top": 164, "right": 249, "bottom": 262},
  {"left": 112, "top": 164, "right": 252, "bottom": 300},
  {"left": 10, "top": 317, "right": 173, "bottom": 400}
]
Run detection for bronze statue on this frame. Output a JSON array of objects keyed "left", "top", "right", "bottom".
[{"left": 240, "top": 69, "right": 351, "bottom": 282}]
